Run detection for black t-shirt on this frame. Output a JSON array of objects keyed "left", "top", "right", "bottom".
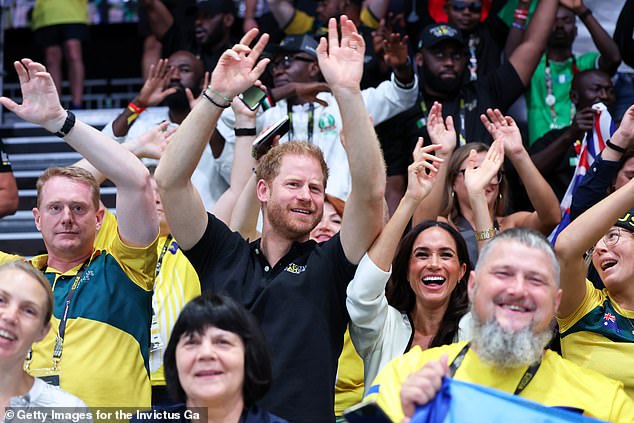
[
  {"left": 377, "top": 60, "right": 524, "bottom": 175},
  {"left": 529, "top": 126, "right": 578, "bottom": 201},
  {"left": 184, "top": 213, "right": 356, "bottom": 423},
  {"left": 465, "top": 16, "right": 509, "bottom": 81}
]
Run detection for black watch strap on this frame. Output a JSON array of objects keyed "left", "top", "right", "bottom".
[
  {"left": 235, "top": 128, "right": 257, "bottom": 136},
  {"left": 54, "top": 111, "right": 76, "bottom": 138},
  {"left": 606, "top": 139, "right": 626, "bottom": 154}
]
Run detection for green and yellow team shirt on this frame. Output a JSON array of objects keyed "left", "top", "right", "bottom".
[
  {"left": 526, "top": 52, "right": 599, "bottom": 145},
  {"left": 95, "top": 211, "right": 201, "bottom": 387},
  {"left": 559, "top": 279, "right": 634, "bottom": 399},
  {"left": 29, "top": 211, "right": 158, "bottom": 408},
  {"left": 366, "top": 342, "right": 634, "bottom": 423},
  {"left": 284, "top": 7, "right": 379, "bottom": 35}
]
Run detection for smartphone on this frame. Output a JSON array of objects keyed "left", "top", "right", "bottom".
[
  {"left": 343, "top": 400, "right": 392, "bottom": 423},
  {"left": 251, "top": 117, "right": 290, "bottom": 159},
  {"left": 239, "top": 85, "right": 267, "bottom": 111}
]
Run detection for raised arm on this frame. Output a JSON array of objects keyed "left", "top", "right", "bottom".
[
  {"left": 614, "top": 0, "right": 634, "bottom": 68},
  {"left": 0, "top": 58, "right": 158, "bottom": 247},
  {"left": 154, "top": 30, "right": 270, "bottom": 250},
  {"left": 110, "top": 59, "right": 176, "bottom": 138},
  {"left": 213, "top": 97, "right": 259, "bottom": 226},
  {"left": 413, "top": 102, "right": 456, "bottom": 225},
  {"left": 508, "top": 0, "right": 558, "bottom": 85},
  {"left": 370, "top": 142, "right": 443, "bottom": 270},
  {"left": 560, "top": 0, "right": 621, "bottom": 74},
  {"left": 317, "top": 16, "right": 386, "bottom": 264},
  {"left": 482, "top": 109, "right": 561, "bottom": 235},
  {"left": 555, "top": 105, "right": 634, "bottom": 317},
  {"left": 267, "top": 0, "right": 296, "bottom": 30},
  {"left": 74, "top": 121, "right": 173, "bottom": 185},
  {"left": 464, "top": 139, "right": 504, "bottom": 250}
]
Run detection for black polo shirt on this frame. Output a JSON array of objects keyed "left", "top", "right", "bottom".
[
  {"left": 377, "top": 60, "right": 524, "bottom": 176},
  {"left": 184, "top": 213, "right": 356, "bottom": 423}
]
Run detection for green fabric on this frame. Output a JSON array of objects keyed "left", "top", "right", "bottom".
[
  {"left": 32, "top": 0, "right": 88, "bottom": 30},
  {"left": 526, "top": 52, "right": 599, "bottom": 145},
  {"left": 498, "top": 0, "right": 537, "bottom": 27}
]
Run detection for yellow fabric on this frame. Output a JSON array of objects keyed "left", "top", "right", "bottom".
[
  {"left": 285, "top": 7, "right": 378, "bottom": 34},
  {"left": 32, "top": 0, "right": 88, "bottom": 30},
  {"left": 360, "top": 7, "right": 379, "bottom": 29},
  {"left": 95, "top": 211, "right": 201, "bottom": 386},
  {"left": 148, "top": 235, "right": 201, "bottom": 385},
  {"left": 284, "top": 10, "right": 315, "bottom": 35},
  {"left": 367, "top": 342, "right": 634, "bottom": 423},
  {"left": 558, "top": 279, "right": 634, "bottom": 399},
  {"left": 0, "top": 251, "right": 22, "bottom": 265},
  {"left": 334, "top": 327, "right": 365, "bottom": 415},
  {"left": 28, "top": 211, "right": 158, "bottom": 408}
]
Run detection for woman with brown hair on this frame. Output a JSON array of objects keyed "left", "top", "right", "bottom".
[{"left": 414, "top": 103, "right": 561, "bottom": 265}]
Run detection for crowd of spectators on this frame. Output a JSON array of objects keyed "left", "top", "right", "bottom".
[{"left": 2, "top": 0, "right": 634, "bottom": 422}]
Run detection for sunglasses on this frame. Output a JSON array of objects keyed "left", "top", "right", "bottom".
[
  {"left": 450, "top": 1, "right": 483, "bottom": 13},
  {"left": 457, "top": 168, "right": 504, "bottom": 184},
  {"left": 271, "top": 55, "right": 315, "bottom": 70}
]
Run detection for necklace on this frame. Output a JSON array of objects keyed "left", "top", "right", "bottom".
[{"left": 544, "top": 54, "right": 578, "bottom": 129}]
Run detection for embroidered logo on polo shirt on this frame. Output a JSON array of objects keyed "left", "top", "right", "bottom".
[
  {"left": 318, "top": 114, "right": 337, "bottom": 133},
  {"left": 285, "top": 263, "right": 306, "bottom": 274}
]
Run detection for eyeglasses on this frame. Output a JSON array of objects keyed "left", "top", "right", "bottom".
[
  {"left": 457, "top": 168, "right": 504, "bottom": 184},
  {"left": 587, "top": 227, "right": 633, "bottom": 257},
  {"left": 271, "top": 55, "right": 315, "bottom": 70},
  {"left": 450, "top": 1, "right": 482, "bottom": 13}
]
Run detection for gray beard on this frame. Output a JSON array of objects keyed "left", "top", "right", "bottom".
[{"left": 469, "top": 309, "right": 553, "bottom": 371}]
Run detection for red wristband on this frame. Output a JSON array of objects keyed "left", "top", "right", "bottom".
[{"left": 127, "top": 101, "right": 146, "bottom": 114}]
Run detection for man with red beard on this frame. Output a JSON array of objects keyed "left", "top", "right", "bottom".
[
  {"left": 103, "top": 50, "right": 231, "bottom": 210},
  {"left": 155, "top": 18, "right": 385, "bottom": 423}
]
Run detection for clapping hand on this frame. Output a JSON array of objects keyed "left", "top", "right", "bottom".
[
  {"left": 427, "top": 102, "right": 456, "bottom": 156},
  {"left": 405, "top": 140, "right": 444, "bottom": 203},
  {"left": 463, "top": 139, "right": 504, "bottom": 199},
  {"left": 480, "top": 108, "right": 524, "bottom": 159},
  {"left": 127, "top": 121, "right": 176, "bottom": 160}
]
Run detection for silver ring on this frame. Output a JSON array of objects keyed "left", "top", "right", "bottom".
[{"left": 349, "top": 45, "right": 358, "bottom": 50}]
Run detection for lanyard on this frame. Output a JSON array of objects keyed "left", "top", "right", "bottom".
[
  {"left": 155, "top": 234, "right": 173, "bottom": 278},
  {"left": 544, "top": 54, "right": 578, "bottom": 130},
  {"left": 449, "top": 343, "right": 542, "bottom": 396},
  {"left": 420, "top": 100, "right": 467, "bottom": 147},
  {"left": 26, "top": 259, "right": 92, "bottom": 368},
  {"left": 287, "top": 102, "right": 314, "bottom": 143}
]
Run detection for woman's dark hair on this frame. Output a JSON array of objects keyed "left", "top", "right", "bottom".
[
  {"left": 386, "top": 221, "right": 472, "bottom": 347},
  {"left": 163, "top": 293, "right": 272, "bottom": 407}
]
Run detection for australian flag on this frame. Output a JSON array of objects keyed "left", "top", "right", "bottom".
[{"left": 549, "top": 103, "right": 617, "bottom": 244}]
